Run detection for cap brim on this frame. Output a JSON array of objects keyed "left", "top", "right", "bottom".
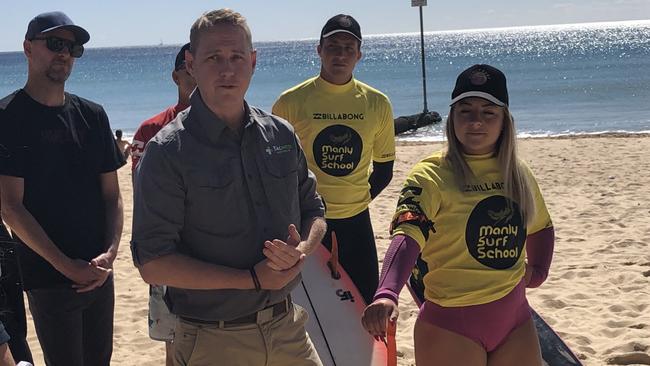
[
  {"left": 321, "top": 29, "right": 361, "bottom": 42},
  {"left": 41, "top": 24, "right": 90, "bottom": 44},
  {"left": 450, "top": 91, "right": 506, "bottom": 107}
]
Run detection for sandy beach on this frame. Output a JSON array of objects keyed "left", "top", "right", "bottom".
[{"left": 21, "top": 135, "right": 650, "bottom": 366}]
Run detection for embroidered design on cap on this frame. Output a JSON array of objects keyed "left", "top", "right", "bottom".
[
  {"left": 340, "top": 17, "right": 353, "bottom": 27},
  {"left": 469, "top": 69, "right": 490, "bottom": 86}
]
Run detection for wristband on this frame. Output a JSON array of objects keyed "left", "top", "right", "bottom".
[{"left": 250, "top": 267, "right": 261, "bottom": 292}]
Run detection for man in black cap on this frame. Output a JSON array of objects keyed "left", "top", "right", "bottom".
[
  {"left": 0, "top": 11, "right": 125, "bottom": 366},
  {"left": 130, "top": 42, "right": 195, "bottom": 366},
  {"left": 273, "top": 14, "right": 395, "bottom": 304}
]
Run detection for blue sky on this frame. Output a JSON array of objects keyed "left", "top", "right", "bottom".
[{"left": 2, "top": 0, "right": 649, "bottom": 51}]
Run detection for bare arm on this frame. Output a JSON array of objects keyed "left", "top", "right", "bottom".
[
  {"left": 0, "top": 342, "right": 15, "bottom": 366},
  {"left": 0, "top": 175, "right": 109, "bottom": 286},
  {"left": 93, "top": 171, "right": 123, "bottom": 268}
]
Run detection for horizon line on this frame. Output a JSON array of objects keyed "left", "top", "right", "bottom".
[{"left": 1, "top": 18, "right": 648, "bottom": 53}]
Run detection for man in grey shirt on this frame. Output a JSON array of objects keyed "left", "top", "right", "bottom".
[{"left": 131, "top": 8, "right": 326, "bottom": 366}]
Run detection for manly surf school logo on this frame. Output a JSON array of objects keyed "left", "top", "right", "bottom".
[
  {"left": 465, "top": 195, "right": 526, "bottom": 269},
  {"left": 313, "top": 125, "right": 362, "bottom": 177}
]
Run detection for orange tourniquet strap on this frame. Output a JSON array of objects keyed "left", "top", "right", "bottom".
[
  {"left": 386, "top": 320, "right": 397, "bottom": 366},
  {"left": 327, "top": 231, "right": 341, "bottom": 279}
]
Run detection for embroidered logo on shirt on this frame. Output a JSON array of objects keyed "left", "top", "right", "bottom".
[{"left": 265, "top": 144, "right": 293, "bottom": 155}]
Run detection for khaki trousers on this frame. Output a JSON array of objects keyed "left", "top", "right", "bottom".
[{"left": 173, "top": 304, "right": 322, "bottom": 366}]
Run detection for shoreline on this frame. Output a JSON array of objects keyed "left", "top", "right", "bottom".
[{"left": 397, "top": 130, "right": 650, "bottom": 143}]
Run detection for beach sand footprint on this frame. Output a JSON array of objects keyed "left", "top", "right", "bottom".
[
  {"left": 606, "top": 352, "right": 650, "bottom": 365},
  {"left": 642, "top": 270, "right": 650, "bottom": 277}
]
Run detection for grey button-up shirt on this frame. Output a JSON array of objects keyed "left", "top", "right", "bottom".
[{"left": 131, "top": 91, "right": 324, "bottom": 321}]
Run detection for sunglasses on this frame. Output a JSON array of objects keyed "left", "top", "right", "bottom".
[{"left": 31, "top": 36, "right": 84, "bottom": 58}]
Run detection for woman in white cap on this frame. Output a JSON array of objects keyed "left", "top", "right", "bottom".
[{"left": 361, "top": 64, "right": 554, "bottom": 365}]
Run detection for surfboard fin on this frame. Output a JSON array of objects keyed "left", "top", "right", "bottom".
[{"left": 327, "top": 231, "right": 342, "bottom": 280}]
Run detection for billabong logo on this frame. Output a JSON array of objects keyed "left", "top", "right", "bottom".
[
  {"left": 313, "top": 112, "right": 364, "bottom": 121},
  {"left": 336, "top": 289, "right": 355, "bottom": 302}
]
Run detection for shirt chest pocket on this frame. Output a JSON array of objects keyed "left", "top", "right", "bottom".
[
  {"left": 261, "top": 153, "right": 299, "bottom": 219},
  {"left": 263, "top": 153, "right": 297, "bottom": 178},
  {"left": 186, "top": 167, "right": 240, "bottom": 233}
]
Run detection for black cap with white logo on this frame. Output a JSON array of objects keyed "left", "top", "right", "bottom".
[
  {"left": 320, "top": 14, "right": 362, "bottom": 43},
  {"left": 451, "top": 64, "right": 508, "bottom": 107}
]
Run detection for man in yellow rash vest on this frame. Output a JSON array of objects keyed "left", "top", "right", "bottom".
[{"left": 273, "top": 14, "right": 395, "bottom": 304}]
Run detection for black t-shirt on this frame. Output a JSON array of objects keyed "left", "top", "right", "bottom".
[{"left": 0, "top": 89, "right": 125, "bottom": 290}]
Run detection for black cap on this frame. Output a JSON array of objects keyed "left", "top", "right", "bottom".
[
  {"left": 174, "top": 43, "right": 190, "bottom": 71},
  {"left": 320, "top": 14, "right": 361, "bottom": 43},
  {"left": 25, "top": 11, "right": 90, "bottom": 45},
  {"left": 451, "top": 64, "right": 508, "bottom": 107}
]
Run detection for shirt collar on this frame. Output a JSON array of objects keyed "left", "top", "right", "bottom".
[{"left": 315, "top": 75, "right": 356, "bottom": 94}]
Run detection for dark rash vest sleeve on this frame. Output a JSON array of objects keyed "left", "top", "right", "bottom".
[
  {"left": 369, "top": 160, "right": 393, "bottom": 199},
  {"left": 130, "top": 141, "right": 184, "bottom": 266},
  {"left": 97, "top": 106, "right": 126, "bottom": 172},
  {"left": 295, "top": 134, "right": 325, "bottom": 222}
]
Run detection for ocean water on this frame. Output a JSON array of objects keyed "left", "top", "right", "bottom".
[{"left": 1, "top": 20, "right": 649, "bottom": 141}]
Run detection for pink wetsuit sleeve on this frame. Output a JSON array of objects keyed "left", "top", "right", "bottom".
[
  {"left": 526, "top": 226, "right": 555, "bottom": 288},
  {"left": 373, "top": 234, "right": 421, "bottom": 304}
]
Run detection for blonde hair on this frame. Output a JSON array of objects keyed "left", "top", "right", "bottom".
[
  {"left": 444, "top": 106, "right": 535, "bottom": 225},
  {"left": 189, "top": 8, "right": 253, "bottom": 53}
]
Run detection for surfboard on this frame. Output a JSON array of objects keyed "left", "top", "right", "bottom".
[
  {"left": 292, "top": 243, "right": 389, "bottom": 366},
  {"left": 407, "top": 255, "right": 583, "bottom": 366}
]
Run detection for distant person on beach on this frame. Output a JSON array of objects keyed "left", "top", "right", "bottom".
[
  {"left": 362, "top": 64, "right": 555, "bottom": 366},
  {"left": 130, "top": 42, "right": 194, "bottom": 366},
  {"left": 131, "top": 8, "right": 326, "bottom": 365},
  {"left": 0, "top": 220, "right": 32, "bottom": 364},
  {"left": 0, "top": 11, "right": 125, "bottom": 366},
  {"left": 272, "top": 14, "right": 395, "bottom": 305},
  {"left": 114, "top": 129, "right": 131, "bottom": 159},
  {"left": 130, "top": 42, "right": 195, "bottom": 173}
]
